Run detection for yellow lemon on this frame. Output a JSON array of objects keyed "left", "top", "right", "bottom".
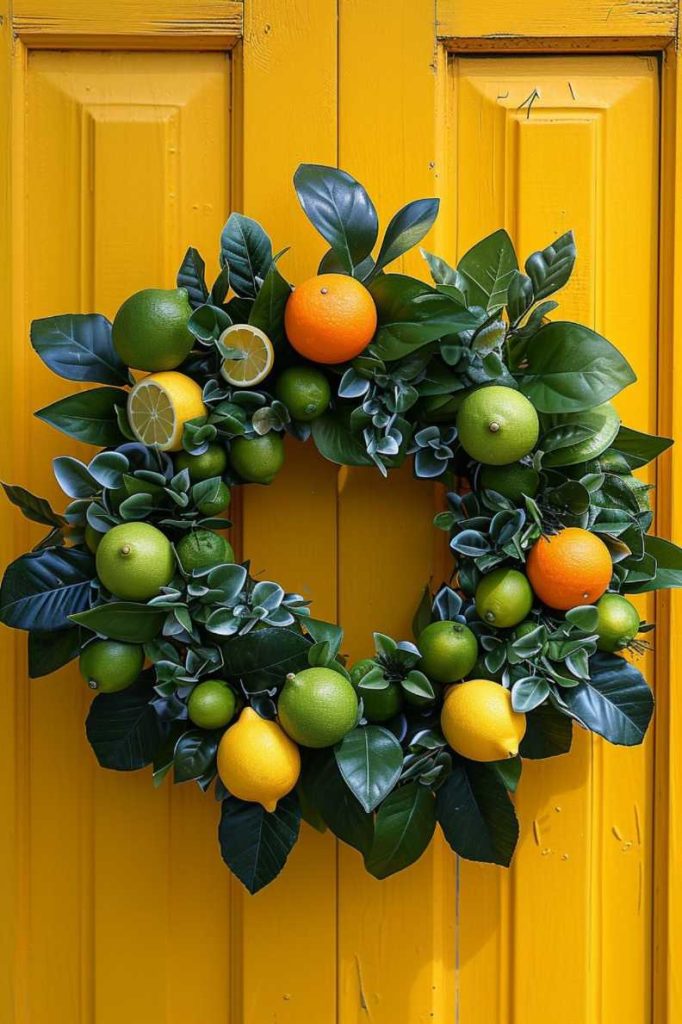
[
  {"left": 127, "top": 371, "right": 206, "bottom": 452},
  {"left": 217, "top": 707, "right": 300, "bottom": 812},
  {"left": 440, "top": 679, "right": 526, "bottom": 762}
]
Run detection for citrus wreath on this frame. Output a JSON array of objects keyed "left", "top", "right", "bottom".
[{"left": 0, "top": 164, "right": 678, "bottom": 893}]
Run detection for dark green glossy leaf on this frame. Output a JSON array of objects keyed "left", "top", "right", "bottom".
[
  {"left": 311, "top": 412, "right": 372, "bottom": 466},
  {"left": 420, "top": 248, "right": 462, "bottom": 289},
  {"left": 174, "top": 729, "right": 218, "bottom": 783},
  {"left": 218, "top": 792, "right": 300, "bottom": 894},
  {"left": 176, "top": 247, "right": 209, "bottom": 308},
  {"left": 248, "top": 261, "right": 292, "bottom": 350},
  {"left": 608, "top": 425, "right": 673, "bottom": 471},
  {"left": 436, "top": 760, "right": 518, "bottom": 866},
  {"left": 1, "top": 482, "right": 64, "bottom": 527},
  {"left": 373, "top": 199, "right": 439, "bottom": 275},
  {"left": 86, "top": 681, "right": 168, "bottom": 770},
  {"left": 36, "top": 387, "right": 127, "bottom": 447},
  {"left": 519, "top": 700, "right": 573, "bottom": 759},
  {"left": 220, "top": 627, "right": 310, "bottom": 690},
  {"left": 304, "top": 618, "right": 343, "bottom": 661},
  {"left": 28, "top": 626, "right": 81, "bottom": 677},
  {"left": 304, "top": 752, "right": 373, "bottom": 854},
  {"left": 0, "top": 547, "right": 94, "bottom": 630},
  {"left": 561, "top": 652, "right": 653, "bottom": 745},
  {"left": 626, "top": 535, "right": 682, "bottom": 593},
  {"left": 511, "top": 676, "right": 550, "bottom": 713},
  {"left": 70, "top": 602, "right": 165, "bottom": 642},
  {"left": 31, "top": 313, "right": 130, "bottom": 385},
  {"left": 335, "top": 725, "right": 402, "bottom": 813},
  {"left": 220, "top": 214, "right": 272, "bottom": 298},
  {"left": 506, "top": 270, "right": 533, "bottom": 323},
  {"left": 525, "top": 231, "right": 576, "bottom": 301},
  {"left": 53, "top": 457, "right": 98, "bottom": 499},
  {"left": 457, "top": 229, "right": 518, "bottom": 311},
  {"left": 294, "top": 164, "right": 378, "bottom": 272},
  {"left": 365, "top": 782, "right": 436, "bottom": 879},
  {"left": 490, "top": 756, "right": 522, "bottom": 793}
]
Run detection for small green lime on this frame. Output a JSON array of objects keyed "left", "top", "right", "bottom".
[
  {"left": 275, "top": 367, "right": 331, "bottom": 422},
  {"left": 513, "top": 619, "right": 539, "bottom": 640},
  {"left": 479, "top": 463, "right": 540, "bottom": 501},
  {"left": 79, "top": 640, "right": 144, "bottom": 693},
  {"left": 175, "top": 444, "right": 228, "bottom": 481},
  {"left": 475, "top": 569, "right": 534, "bottom": 628},
  {"left": 176, "top": 529, "right": 233, "bottom": 572},
  {"left": 278, "top": 667, "right": 358, "bottom": 748},
  {"left": 349, "top": 659, "right": 376, "bottom": 688},
  {"left": 360, "top": 681, "right": 403, "bottom": 722},
  {"left": 542, "top": 402, "right": 620, "bottom": 468},
  {"left": 230, "top": 434, "right": 285, "bottom": 485},
  {"left": 196, "top": 481, "right": 231, "bottom": 516},
  {"left": 96, "top": 522, "right": 174, "bottom": 601},
  {"left": 417, "top": 620, "right": 479, "bottom": 684},
  {"left": 84, "top": 523, "right": 102, "bottom": 554},
  {"left": 188, "top": 680, "right": 237, "bottom": 729},
  {"left": 457, "top": 386, "right": 539, "bottom": 465},
  {"left": 595, "top": 593, "right": 641, "bottom": 652},
  {"left": 112, "top": 288, "right": 194, "bottom": 371}
]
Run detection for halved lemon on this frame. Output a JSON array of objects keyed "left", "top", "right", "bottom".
[
  {"left": 127, "top": 371, "right": 206, "bottom": 452},
  {"left": 219, "top": 324, "right": 274, "bottom": 387}
]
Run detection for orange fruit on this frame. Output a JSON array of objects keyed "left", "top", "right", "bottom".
[
  {"left": 526, "top": 527, "right": 612, "bottom": 611},
  {"left": 284, "top": 273, "right": 377, "bottom": 364}
]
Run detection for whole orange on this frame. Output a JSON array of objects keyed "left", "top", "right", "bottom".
[
  {"left": 284, "top": 273, "right": 377, "bottom": 364},
  {"left": 526, "top": 527, "right": 613, "bottom": 611}
]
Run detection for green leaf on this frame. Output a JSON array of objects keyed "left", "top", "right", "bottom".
[
  {"left": 420, "top": 249, "right": 464, "bottom": 291},
  {"left": 173, "top": 729, "right": 218, "bottom": 783},
  {"left": 1, "top": 482, "right": 64, "bottom": 527},
  {"left": 293, "top": 163, "right": 378, "bottom": 273},
  {"left": 565, "top": 605, "right": 599, "bottom": 632},
  {"left": 52, "top": 457, "right": 98, "bottom": 499},
  {"left": 511, "top": 676, "right": 550, "bottom": 713},
  {"left": 30, "top": 313, "right": 130, "bottom": 385},
  {"left": 364, "top": 782, "right": 436, "bottom": 879},
  {"left": 304, "top": 752, "right": 374, "bottom": 854},
  {"left": 335, "top": 725, "right": 403, "bottom": 813},
  {"left": 218, "top": 792, "right": 301, "bottom": 894},
  {"left": 176, "top": 247, "right": 209, "bottom": 308},
  {"left": 561, "top": 652, "right": 653, "bottom": 745},
  {"left": 412, "top": 585, "right": 432, "bottom": 641},
  {"left": 248, "top": 262, "right": 292, "bottom": 349},
  {"left": 490, "top": 756, "right": 522, "bottom": 793},
  {"left": 436, "top": 760, "right": 519, "bottom": 866},
  {"left": 86, "top": 682, "right": 168, "bottom": 771},
  {"left": 457, "top": 229, "right": 518, "bottom": 311},
  {"left": 519, "top": 700, "right": 573, "bottom": 759},
  {"left": 220, "top": 627, "right": 311, "bottom": 690},
  {"left": 626, "top": 535, "right": 682, "bottom": 593},
  {"left": 372, "top": 199, "right": 439, "bottom": 275},
  {"left": 304, "top": 618, "right": 343, "bottom": 661},
  {"left": 36, "top": 387, "right": 127, "bottom": 447},
  {"left": 608, "top": 425, "right": 673, "bottom": 471},
  {"left": 369, "top": 274, "right": 480, "bottom": 362},
  {"left": 0, "top": 547, "right": 94, "bottom": 631},
  {"left": 28, "top": 627, "right": 81, "bottom": 677},
  {"left": 70, "top": 602, "right": 165, "bottom": 643},
  {"left": 311, "top": 412, "right": 373, "bottom": 466},
  {"left": 525, "top": 231, "right": 576, "bottom": 301},
  {"left": 220, "top": 214, "right": 273, "bottom": 298},
  {"left": 506, "top": 271, "right": 534, "bottom": 323},
  {"left": 518, "top": 322, "right": 636, "bottom": 413}
]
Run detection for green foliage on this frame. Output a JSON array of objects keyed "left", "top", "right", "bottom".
[
  {"left": 0, "top": 547, "right": 94, "bottom": 631},
  {"left": 365, "top": 782, "right": 436, "bottom": 879},
  {"left": 436, "top": 760, "right": 519, "bottom": 866},
  {"left": 219, "top": 213, "right": 273, "bottom": 298},
  {"left": 31, "top": 313, "right": 131, "bottom": 386},
  {"left": 86, "top": 679, "right": 168, "bottom": 771},
  {"left": 218, "top": 793, "right": 301, "bottom": 894},
  {"left": 36, "top": 387, "right": 128, "bottom": 447},
  {"left": 335, "top": 725, "right": 403, "bottom": 813}
]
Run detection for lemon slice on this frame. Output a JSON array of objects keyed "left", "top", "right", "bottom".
[
  {"left": 127, "top": 371, "right": 206, "bottom": 452},
  {"left": 219, "top": 325, "right": 274, "bottom": 387}
]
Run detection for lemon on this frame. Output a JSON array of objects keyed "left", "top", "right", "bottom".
[
  {"left": 441, "top": 679, "right": 526, "bottom": 761},
  {"left": 278, "top": 667, "right": 358, "bottom": 748},
  {"left": 475, "top": 568, "right": 533, "bottom": 628},
  {"left": 196, "top": 481, "right": 231, "bottom": 516},
  {"left": 275, "top": 366, "right": 331, "bottom": 422},
  {"left": 457, "top": 386, "right": 539, "bottom": 465},
  {"left": 229, "top": 434, "right": 285, "bottom": 484},
  {"left": 417, "top": 620, "right": 478, "bottom": 684},
  {"left": 176, "top": 529, "right": 233, "bottom": 572},
  {"left": 96, "top": 522, "right": 174, "bottom": 600},
  {"left": 187, "top": 680, "right": 237, "bottom": 729},
  {"left": 175, "top": 444, "right": 228, "bottom": 481},
  {"left": 479, "top": 463, "right": 540, "bottom": 501},
  {"left": 127, "top": 371, "right": 206, "bottom": 452},
  {"left": 219, "top": 325, "right": 274, "bottom": 387},
  {"left": 112, "top": 288, "right": 194, "bottom": 371},
  {"left": 595, "top": 593, "right": 641, "bottom": 652},
  {"left": 79, "top": 639, "right": 144, "bottom": 692},
  {"left": 543, "top": 401, "right": 620, "bottom": 468},
  {"left": 217, "top": 707, "right": 300, "bottom": 812}
]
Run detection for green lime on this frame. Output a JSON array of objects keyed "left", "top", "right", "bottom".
[
  {"left": 513, "top": 619, "right": 539, "bottom": 640},
  {"left": 417, "top": 620, "right": 479, "bottom": 684},
  {"left": 360, "top": 681, "right": 403, "bottom": 722},
  {"left": 475, "top": 568, "right": 534, "bottom": 628},
  {"left": 230, "top": 434, "right": 285, "bottom": 484},
  {"left": 84, "top": 523, "right": 102, "bottom": 554},
  {"left": 349, "top": 659, "right": 376, "bottom": 687},
  {"left": 175, "top": 444, "right": 228, "bottom": 481},
  {"left": 187, "top": 680, "right": 237, "bottom": 729},
  {"left": 542, "top": 402, "right": 620, "bottom": 468},
  {"left": 275, "top": 367, "right": 331, "bottom": 422},
  {"left": 176, "top": 529, "right": 233, "bottom": 572},
  {"left": 112, "top": 288, "right": 194, "bottom": 371},
  {"left": 595, "top": 593, "right": 641, "bottom": 652},
  {"left": 479, "top": 463, "right": 540, "bottom": 500},
  {"left": 196, "top": 481, "right": 231, "bottom": 516},
  {"left": 79, "top": 640, "right": 144, "bottom": 692},
  {"left": 418, "top": 393, "right": 465, "bottom": 424},
  {"left": 457, "top": 386, "right": 539, "bottom": 465},
  {"left": 96, "top": 522, "right": 174, "bottom": 601},
  {"left": 278, "top": 667, "right": 358, "bottom": 748}
]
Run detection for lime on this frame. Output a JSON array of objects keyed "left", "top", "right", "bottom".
[
  {"left": 417, "top": 620, "right": 478, "bottom": 684},
  {"left": 187, "top": 680, "right": 237, "bottom": 729},
  {"left": 219, "top": 324, "right": 275, "bottom": 387},
  {"left": 360, "top": 682, "right": 403, "bottom": 722},
  {"left": 349, "top": 658, "right": 376, "bottom": 687},
  {"left": 127, "top": 371, "right": 206, "bottom": 452},
  {"left": 230, "top": 434, "right": 285, "bottom": 484},
  {"left": 96, "top": 522, "right": 174, "bottom": 600},
  {"left": 175, "top": 444, "right": 228, "bottom": 481},
  {"left": 196, "top": 481, "right": 231, "bottom": 516},
  {"left": 84, "top": 523, "right": 102, "bottom": 554},
  {"left": 275, "top": 367, "right": 331, "bottom": 422},
  {"left": 79, "top": 639, "right": 144, "bottom": 692},
  {"left": 278, "top": 667, "right": 358, "bottom": 748},
  {"left": 112, "top": 288, "right": 193, "bottom": 371},
  {"left": 176, "top": 529, "right": 233, "bottom": 572},
  {"left": 595, "top": 593, "right": 641, "bottom": 652},
  {"left": 475, "top": 568, "right": 533, "bottom": 628},
  {"left": 542, "top": 402, "right": 620, "bottom": 468},
  {"left": 457, "top": 386, "right": 539, "bottom": 465},
  {"left": 479, "top": 463, "right": 540, "bottom": 500},
  {"left": 513, "top": 619, "right": 539, "bottom": 640}
]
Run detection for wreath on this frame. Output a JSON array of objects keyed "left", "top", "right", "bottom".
[{"left": 0, "top": 164, "right": 678, "bottom": 894}]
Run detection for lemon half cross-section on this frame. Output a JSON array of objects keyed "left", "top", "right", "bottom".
[
  {"left": 219, "top": 324, "right": 275, "bottom": 387},
  {"left": 127, "top": 371, "right": 206, "bottom": 452}
]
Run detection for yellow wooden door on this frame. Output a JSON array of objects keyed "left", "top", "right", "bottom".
[{"left": 0, "top": 2, "right": 674, "bottom": 1023}]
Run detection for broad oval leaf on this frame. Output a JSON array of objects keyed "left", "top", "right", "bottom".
[
  {"left": 335, "top": 725, "right": 403, "bottom": 813},
  {"left": 511, "top": 676, "right": 550, "bottom": 713},
  {"left": 365, "top": 782, "right": 436, "bottom": 879},
  {"left": 626, "top": 535, "right": 682, "bottom": 594},
  {"left": 303, "top": 752, "right": 374, "bottom": 854},
  {"left": 28, "top": 626, "right": 81, "bottom": 677},
  {"left": 525, "top": 230, "right": 576, "bottom": 301},
  {"left": 36, "top": 387, "right": 127, "bottom": 447},
  {"left": 218, "top": 792, "right": 301, "bottom": 894},
  {"left": 219, "top": 214, "right": 273, "bottom": 298},
  {"left": 294, "top": 164, "right": 378, "bottom": 273},
  {"left": 609, "top": 425, "right": 673, "bottom": 471},
  {"left": 435, "top": 760, "right": 519, "bottom": 866},
  {"left": 53, "top": 456, "right": 99, "bottom": 499},
  {"left": 561, "top": 652, "right": 653, "bottom": 745},
  {"left": 519, "top": 700, "right": 573, "bottom": 759},
  {"left": 174, "top": 729, "right": 218, "bottom": 783},
  {"left": 0, "top": 547, "right": 94, "bottom": 630},
  {"left": 86, "top": 681, "right": 168, "bottom": 770},
  {"left": 248, "top": 262, "right": 292, "bottom": 350},
  {"left": 373, "top": 198, "right": 439, "bottom": 275},
  {"left": 70, "top": 602, "right": 165, "bottom": 643},
  {"left": 311, "top": 412, "right": 373, "bottom": 466},
  {"left": 30, "top": 313, "right": 130, "bottom": 386},
  {"left": 220, "top": 626, "right": 311, "bottom": 690},
  {"left": 457, "top": 229, "right": 518, "bottom": 311}
]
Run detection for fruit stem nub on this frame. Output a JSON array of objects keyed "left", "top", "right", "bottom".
[
  {"left": 285, "top": 672, "right": 296, "bottom": 682},
  {"left": 489, "top": 421, "right": 501, "bottom": 433},
  {"left": 120, "top": 545, "right": 131, "bottom": 556}
]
